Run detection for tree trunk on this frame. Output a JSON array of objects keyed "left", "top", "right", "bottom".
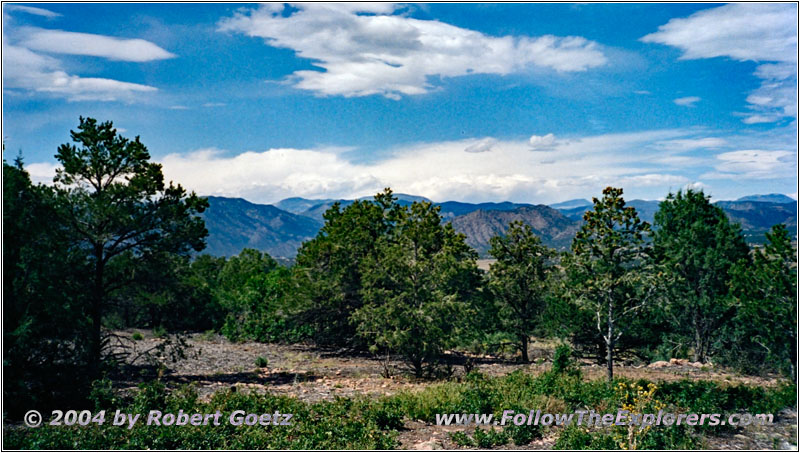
[
  {"left": 412, "top": 357, "right": 424, "bottom": 378},
  {"left": 692, "top": 310, "right": 704, "bottom": 363},
  {"left": 520, "top": 334, "right": 529, "bottom": 363},
  {"left": 606, "top": 303, "right": 614, "bottom": 382},
  {"left": 89, "top": 245, "right": 104, "bottom": 379}
]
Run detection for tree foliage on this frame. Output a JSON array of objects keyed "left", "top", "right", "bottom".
[
  {"left": 293, "top": 191, "right": 397, "bottom": 346},
  {"left": 4, "top": 158, "right": 91, "bottom": 414},
  {"left": 726, "top": 224, "right": 797, "bottom": 378},
  {"left": 566, "top": 187, "right": 656, "bottom": 381},
  {"left": 52, "top": 117, "right": 208, "bottom": 375},
  {"left": 652, "top": 189, "right": 750, "bottom": 363},
  {"left": 352, "top": 195, "right": 481, "bottom": 376},
  {"left": 488, "top": 221, "right": 556, "bottom": 362}
]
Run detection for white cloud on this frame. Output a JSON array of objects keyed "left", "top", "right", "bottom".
[
  {"left": 2, "top": 15, "right": 169, "bottom": 101},
  {"left": 147, "top": 129, "right": 704, "bottom": 204},
  {"left": 673, "top": 96, "right": 700, "bottom": 107},
  {"left": 26, "top": 162, "right": 58, "bottom": 185},
  {"left": 642, "top": 4, "right": 797, "bottom": 124},
  {"left": 528, "top": 133, "right": 556, "bottom": 149},
  {"left": 655, "top": 137, "right": 726, "bottom": 151},
  {"left": 169, "top": 105, "right": 189, "bottom": 110},
  {"left": 741, "top": 114, "right": 776, "bottom": 125},
  {"left": 686, "top": 181, "right": 706, "bottom": 191},
  {"left": 203, "top": 102, "right": 226, "bottom": 107},
  {"left": 464, "top": 137, "right": 496, "bottom": 153},
  {"left": 641, "top": 4, "right": 796, "bottom": 63},
  {"left": 710, "top": 150, "right": 796, "bottom": 179},
  {"left": 20, "top": 29, "right": 176, "bottom": 62},
  {"left": 4, "top": 5, "right": 61, "bottom": 18},
  {"left": 218, "top": 3, "right": 607, "bottom": 99},
  {"left": 33, "top": 128, "right": 791, "bottom": 203},
  {"left": 2, "top": 39, "right": 157, "bottom": 101}
]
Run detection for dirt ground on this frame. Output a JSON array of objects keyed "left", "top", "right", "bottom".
[{"left": 112, "top": 330, "right": 797, "bottom": 450}]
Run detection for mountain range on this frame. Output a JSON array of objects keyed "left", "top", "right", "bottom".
[{"left": 199, "top": 193, "right": 797, "bottom": 258}]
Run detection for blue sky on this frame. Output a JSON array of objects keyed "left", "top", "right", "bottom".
[{"left": 2, "top": 3, "right": 797, "bottom": 204}]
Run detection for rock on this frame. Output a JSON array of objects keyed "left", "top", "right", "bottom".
[
  {"left": 669, "top": 358, "right": 689, "bottom": 366},
  {"left": 648, "top": 361, "right": 670, "bottom": 368},
  {"left": 779, "top": 441, "right": 797, "bottom": 450},
  {"left": 688, "top": 361, "right": 704, "bottom": 368}
]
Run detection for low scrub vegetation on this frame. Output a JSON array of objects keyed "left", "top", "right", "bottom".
[{"left": 6, "top": 365, "right": 794, "bottom": 449}]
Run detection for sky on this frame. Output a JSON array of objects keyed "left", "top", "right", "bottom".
[{"left": 2, "top": 2, "right": 797, "bottom": 204}]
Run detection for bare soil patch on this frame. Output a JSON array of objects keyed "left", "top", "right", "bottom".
[{"left": 110, "top": 330, "right": 796, "bottom": 450}]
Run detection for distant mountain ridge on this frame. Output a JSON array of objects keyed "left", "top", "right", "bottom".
[
  {"left": 201, "top": 197, "right": 322, "bottom": 258},
  {"left": 200, "top": 193, "right": 796, "bottom": 258},
  {"left": 736, "top": 194, "right": 796, "bottom": 204},
  {"left": 449, "top": 205, "right": 579, "bottom": 254}
]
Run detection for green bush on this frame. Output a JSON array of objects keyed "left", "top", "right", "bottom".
[
  {"left": 131, "top": 332, "right": 144, "bottom": 341},
  {"left": 505, "top": 421, "right": 542, "bottom": 445},
  {"left": 254, "top": 356, "right": 269, "bottom": 368},
  {"left": 554, "top": 426, "right": 617, "bottom": 450},
  {"left": 552, "top": 343, "right": 579, "bottom": 376},
  {"left": 4, "top": 382, "right": 398, "bottom": 450},
  {"left": 6, "top": 373, "right": 793, "bottom": 450}
]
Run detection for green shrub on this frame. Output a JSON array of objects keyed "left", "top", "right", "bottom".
[
  {"left": 552, "top": 343, "right": 579, "bottom": 377},
  {"left": 88, "top": 378, "right": 119, "bottom": 410},
  {"left": 450, "top": 431, "right": 471, "bottom": 446},
  {"left": 5, "top": 382, "right": 398, "bottom": 450},
  {"left": 152, "top": 326, "right": 167, "bottom": 339},
  {"left": 554, "top": 426, "right": 617, "bottom": 450},
  {"left": 474, "top": 427, "right": 509, "bottom": 447},
  {"left": 505, "top": 422, "right": 542, "bottom": 445},
  {"left": 6, "top": 374, "right": 793, "bottom": 450},
  {"left": 450, "top": 428, "right": 509, "bottom": 448},
  {"left": 254, "top": 356, "right": 269, "bottom": 368},
  {"left": 131, "top": 332, "right": 144, "bottom": 341}
]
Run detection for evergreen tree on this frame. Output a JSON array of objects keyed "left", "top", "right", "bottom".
[
  {"left": 52, "top": 117, "right": 208, "bottom": 376},
  {"left": 3, "top": 158, "right": 90, "bottom": 414},
  {"left": 567, "top": 187, "right": 655, "bottom": 382},
  {"left": 488, "top": 221, "right": 556, "bottom": 363},
  {"left": 728, "top": 224, "right": 796, "bottom": 378},
  {"left": 353, "top": 198, "right": 481, "bottom": 376},
  {"left": 652, "top": 189, "right": 749, "bottom": 363},
  {"left": 293, "top": 189, "right": 398, "bottom": 346}
]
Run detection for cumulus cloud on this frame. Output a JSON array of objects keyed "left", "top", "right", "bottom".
[
  {"left": 642, "top": 3, "right": 797, "bottom": 124},
  {"left": 673, "top": 96, "right": 700, "bottom": 107},
  {"left": 26, "top": 162, "right": 59, "bottom": 185},
  {"left": 144, "top": 130, "right": 706, "bottom": 204},
  {"left": 32, "top": 128, "right": 791, "bottom": 203},
  {"left": 686, "top": 181, "right": 706, "bottom": 191},
  {"left": 218, "top": 3, "right": 607, "bottom": 99},
  {"left": 20, "top": 29, "right": 176, "bottom": 62},
  {"left": 464, "top": 137, "right": 496, "bottom": 153},
  {"left": 528, "top": 133, "right": 556, "bottom": 149}
]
